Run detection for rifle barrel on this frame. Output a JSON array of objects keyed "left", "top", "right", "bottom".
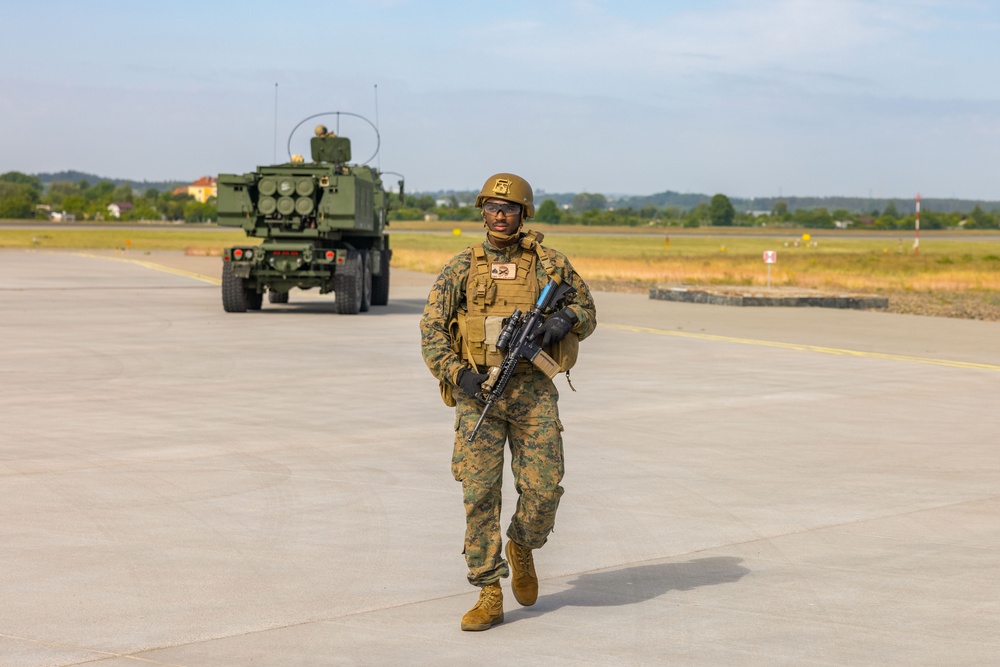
[{"left": 467, "top": 401, "right": 493, "bottom": 442}]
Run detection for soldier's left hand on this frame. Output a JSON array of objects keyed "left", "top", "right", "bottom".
[
  {"left": 537, "top": 307, "right": 577, "bottom": 347},
  {"left": 458, "top": 369, "right": 490, "bottom": 401}
]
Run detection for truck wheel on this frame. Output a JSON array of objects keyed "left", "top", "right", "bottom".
[
  {"left": 268, "top": 290, "right": 289, "bottom": 304},
  {"left": 222, "top": 261, "right": 248, "bottom": 312},
  {"left": 360, "top": 252, "right": 372, "bottom": 313},
  {"left": 246, "top": 288, "right": 263, "bottom": 311},
  {"left": 334, "top": 250, "right": 363, "bottom": 314},
  {"left": 371, "top": 248, "right": 390, "bottom": 306}
]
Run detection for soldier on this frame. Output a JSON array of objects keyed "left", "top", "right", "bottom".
[{"left": 419, "top": 172, "right": 597, "bottom": 631}]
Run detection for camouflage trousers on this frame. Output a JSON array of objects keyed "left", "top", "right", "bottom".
[{"left": 452, "top": 366, "right": 565, "bottom": 587}]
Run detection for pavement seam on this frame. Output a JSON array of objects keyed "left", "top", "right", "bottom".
[
  {"left": 675, "top": 493, "right": 1000, "bottom": 560},
  {"left": 0, "top": 632, "right": 187, "bottom": 666},
  {"left": 603, "top": 322, "right": 1000, "bottom": 371},
  {"left": 40, "top": 592, "right": 492, "bottom": 663}
]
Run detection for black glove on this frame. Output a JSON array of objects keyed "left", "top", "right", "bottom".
[
  {"left": 457, "top": 369, "right": 489, "bottom": 400},
  {"left": 536, "top": 307, "right": 577, "bottom": 348}
]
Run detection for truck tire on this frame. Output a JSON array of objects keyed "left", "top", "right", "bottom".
[
  {"left": 246, "top": 289, "right": 263, "bottom": 311},
  {"left": 371, "top": 248, "right": 390, "bottom": 306},
  {"left": 222, "top": 261, "right": 248, "bottom": 312},
  {"left": 334, "top": 250, "right": 363, "bottom": 314},
  {"left": 268, "top": 290, "right": 289, "bottom": 304},
  {"left": 360, "top": 252, "right": 372, "bottom": 313}
]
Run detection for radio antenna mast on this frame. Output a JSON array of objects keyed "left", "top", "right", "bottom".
[
  {"left": 374, "top": 84, "right": 381, "bottom": 171},
  {"left": 273, "top": 83, "right": 279, "bottom": 163}
]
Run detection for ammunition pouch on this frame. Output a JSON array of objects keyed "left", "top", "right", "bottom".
[
  {"left": 440, "top": 380, "right": 457, "bottom": 407},
  {"left": 545, "top": 331, "right": 579, "bottom": 373},
  {"left": 456, "top": 311, "right": 507, "bottom": 369}
]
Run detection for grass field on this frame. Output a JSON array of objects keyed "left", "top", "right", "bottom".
[
  {"left": 0, "top": 228, "right": 249, "bottom": 251},
  {"left": 3, "top": 224, "right": 999, "bottom": 319},
  {"left": 388, "top": 230, "right": 1000, "bottom": 291}
]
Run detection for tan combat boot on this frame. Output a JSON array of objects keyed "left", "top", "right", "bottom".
[
  {"left": 505, "top": 540, "right": 538, "bottom": 606},
  {"left": 461, "top": 582, "right": 504, "bottom": 631}
]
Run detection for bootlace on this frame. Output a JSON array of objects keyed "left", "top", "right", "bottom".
[
  {"left": 479, "top": 585, "right": 500, "bottom": 607},
  {"left": 515, "top": 545, "right": 534, "bottom": 571}
]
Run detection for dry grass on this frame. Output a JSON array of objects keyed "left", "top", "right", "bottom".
[
  {"left": 391, "top": 232, "right": 1000, "bottom": 290},
  {"left": 389, "top": 231, "right": 1000, "bottom": 320},
  {"left": 3, "top": 226, "right": 998, "bottom": 319}
]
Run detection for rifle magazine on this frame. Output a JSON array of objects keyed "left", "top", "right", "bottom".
[{"left": 530, "top": 349, "right": 561, "bottom": 379}]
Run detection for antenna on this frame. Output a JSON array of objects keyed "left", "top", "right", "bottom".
[
  {"left": 273, "top": 83, "right": 278, "bottom": 163},
  {"left": 374, "top": 84, "right": 381, "bottom": 171}
]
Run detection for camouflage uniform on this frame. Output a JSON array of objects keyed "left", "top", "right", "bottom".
[{"left": 420, "top": 232, "right": 597, "bottom": 586}]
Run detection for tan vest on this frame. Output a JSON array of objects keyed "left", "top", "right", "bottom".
[
  {"left": 440, "top": 232, "right": 579, "bottom": 407},
  {"left": 457, "top": 241, "right": 539, "bottom": 368},
  {"left": 456, "top": 231, "right": 578, "bottom": 372}
]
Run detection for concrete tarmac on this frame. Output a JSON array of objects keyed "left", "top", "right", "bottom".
[{"left": 1, "top": 248, "right": 998, "bottom": 666}]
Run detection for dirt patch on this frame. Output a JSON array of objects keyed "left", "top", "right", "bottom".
[
  {"left": 587, "top": 279, "right": 1000, "bottom": 322},
  {"left": 880, "top": 290, "right": 1000, "bottom": 321}
]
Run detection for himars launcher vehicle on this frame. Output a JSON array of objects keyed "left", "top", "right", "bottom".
[{"left": 216, "top": 114, "right": 402, "bottom": 314}]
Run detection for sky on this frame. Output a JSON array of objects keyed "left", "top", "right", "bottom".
[{"left": 2, "top": 0, "right": 999, "bottom": 200}]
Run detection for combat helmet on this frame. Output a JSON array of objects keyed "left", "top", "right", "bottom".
[{"left": 475, "top": 173, "right": 534, "bottom": 219}]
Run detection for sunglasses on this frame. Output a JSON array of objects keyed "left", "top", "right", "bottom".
[{"left": 483, "top": 202, "right": 522, "bottom": 216}]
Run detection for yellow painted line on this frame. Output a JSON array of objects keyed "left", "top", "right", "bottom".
[
  {"left": 65, "top": 251, "right": 1000, "bottom": 372},
  {"left": 602, "top": 322, "right": 1000, "bottom": 372},
  {"left": 73, "top": 250, "right": 333, "bottom": 300},
  {"left": 71, "top": 251, "right": 221, "bottom": 285}
]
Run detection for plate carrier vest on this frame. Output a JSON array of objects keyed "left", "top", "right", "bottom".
[{"left": 441, "top": 231, "right": 580, "bottom": 407}]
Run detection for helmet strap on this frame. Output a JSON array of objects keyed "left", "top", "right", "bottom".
[{"left": 482, "top": 213, "right": 523, "bottom": 244}]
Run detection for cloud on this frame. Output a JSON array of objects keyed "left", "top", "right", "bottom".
[{"left": 2, "top": 0, "right": 1000, "bottom": 198}]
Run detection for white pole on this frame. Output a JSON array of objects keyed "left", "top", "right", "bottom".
[{"left": 914, "top": 193, "right": 921, "bottom": 254}]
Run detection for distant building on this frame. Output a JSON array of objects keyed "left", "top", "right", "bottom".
[
  {"left": 107, "top": 202, "right": 133, "bottom": 219},
  {"left": 188, "top": 176, "right": 217, "bottom": 203}
]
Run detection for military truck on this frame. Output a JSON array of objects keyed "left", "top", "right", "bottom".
[{"left": 216, "top": 117, "right": 401, "bottom": 314}]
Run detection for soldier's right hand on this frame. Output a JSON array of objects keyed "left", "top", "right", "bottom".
[{"left": 457, "top": 369, "right": 490, "bottom": 400}]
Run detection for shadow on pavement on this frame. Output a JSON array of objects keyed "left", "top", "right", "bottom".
[
  {"left": 242, "top": 298, "right": 429, "bottom": 316},
  {"left": 509, "top": 556, "right": 749, "bottom": 621}
]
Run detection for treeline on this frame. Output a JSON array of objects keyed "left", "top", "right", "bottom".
[
  {"left": 0, "top": 171, "right": 214, "bottom": 222},
  {"left": 411, "top": 189, "right": 1000, "bottom": 217},
  {"left": 610, "top": 193, "right": 1000, "bottom": 216},
  {"left": 388, "top": 190, "right": 1000, "bottom": 230},
  {"left": 5, "top": 171, "right": 997, "bottom": 230},
  {"left": 34, "top": 170, "right": 186, "bottom": 195}
]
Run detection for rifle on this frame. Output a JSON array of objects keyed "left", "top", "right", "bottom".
[{"left": 467, "top": 280, "right": 576, "bottom": 442}]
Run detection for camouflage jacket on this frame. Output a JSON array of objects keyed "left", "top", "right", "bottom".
[{"left": 420, "top": 231, "right": 597, "bottom": 386}]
